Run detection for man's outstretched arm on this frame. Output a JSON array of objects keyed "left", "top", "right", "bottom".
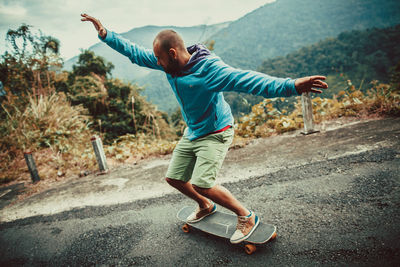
[
  {"left": 205, "top": 59, "right": 328, "bottom": 97},
  {"left": 81, "top": 14, "right": 162, "bottom": 71}
]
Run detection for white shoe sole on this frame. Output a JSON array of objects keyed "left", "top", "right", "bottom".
[
  {"left": 230, "top": 216, "right": 260, "bottom": 244},
  {"left": 186, "top": 205, "right": 217, "bottom": 223}
]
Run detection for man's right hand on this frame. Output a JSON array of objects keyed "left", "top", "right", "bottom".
[{"left": 81, "top": 13, "right": 107, "bottom": 39}]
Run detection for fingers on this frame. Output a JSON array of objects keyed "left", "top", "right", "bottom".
[
  {"left": 310, "top": 75, "right": 326, "bottom": 81},
  {"left": 81, "top": 13, "right": 96, "bottom": 22},
  {"left": 81, "top": 13, "right": 100, "bottom": 25},
  {"left": 81, "top": 13, "right": 103, "bottom": 33},
  {"left": 295, "top": 75, "right": 328, "bottom": 94},
  {"left": 310, "top": 82, "right": 327, "bottom": 94},
  {"left": 80, "top": 13, "right": 90, "bottom": 21},
  {"left": 312, "top": 80, "right": 328, "bottom": 89},
  {"left": 309, "top": 75, "right": 328, "bottom": 90},
  {"left": 310, "top": 88, "right": 323, "bottom": 94}
]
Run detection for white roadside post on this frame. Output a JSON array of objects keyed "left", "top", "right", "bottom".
[
  {"left": 91, "top": 135, "right": 108, "bottom": 172},
  {"left": 301, "top": 92, "right": 319, "bottom": 135}
]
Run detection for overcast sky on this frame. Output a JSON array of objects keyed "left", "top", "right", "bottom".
[{"left": 0, "top": 0, "right": 274, "bottom": 60}]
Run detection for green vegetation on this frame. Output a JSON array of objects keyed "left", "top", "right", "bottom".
[
  {"left": 63, "top": 0, "right": 400, "bottom": 115},
  {"left": 226, "top": 24, "right": 400, "bottom": 118},
  {"left": 59, "top": 49, "right": 174, "bottom": 143},
  {"left": 0, "top": 25, "right": 178, "bottom": 184},
  {"left": 211, "top": 0, "right": 400, "bottom": 118},
  {"left": 0, "top": 24, "right": 62, "bottom": 101},
  {"left": 211, "top": 0, "right": 400, "bottom": 69},
  {"left": 259, "top": 25, "right": 400, "bottom": 95}
]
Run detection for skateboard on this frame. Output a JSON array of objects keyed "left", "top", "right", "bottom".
[{"left": 177, "top": 206, "right": 277, "bottom": 255}]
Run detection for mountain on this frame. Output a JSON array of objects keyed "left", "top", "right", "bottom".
[
  {"left": 226, "top": 24, "right": 400, "bottom": 118},
  {"left": 214, "top": 0, "right": 400, "bottom": 117},
  {"left": 137, "top": 0, "right": 400, "bottom": 113},
  {"left": 211, "top": 0, "right": 400, "bottom": 69},
  {"left": 258, "top": 24, "right": 400, "bottom": 85},
  {"left": 65, "top": 0, "right": 400, "bottom": 114}
]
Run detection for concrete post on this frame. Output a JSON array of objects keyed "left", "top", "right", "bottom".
[
  {"left": 301, "top": 92, "right": 319, "bottom": 135},
  {"left": 91, "top": 135, "right": 108, "bottom": 172},
  {"left": 24, "top": 152, "right": 40, "bottom": 183}
]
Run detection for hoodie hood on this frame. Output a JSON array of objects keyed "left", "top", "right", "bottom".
[{"left": 174, "top": 44, "right": 211, "bottom": 77}]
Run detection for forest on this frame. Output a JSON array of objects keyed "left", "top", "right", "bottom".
[
  {"left": 225, "top": 24, "right": 400, "bottom": 118},
  {"left": 259, "top": 25, "right": 400, "bottom": 91}
]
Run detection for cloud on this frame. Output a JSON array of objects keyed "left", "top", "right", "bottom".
[
  {"left": 0, "top": 2, "right": 26, "bottom": 26},
  {"left": 0, "top": 3, "right": 26, "bottom": 16}
]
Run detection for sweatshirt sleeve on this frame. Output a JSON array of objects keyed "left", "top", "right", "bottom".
[
  {"left": 99, "top": 30, "right": 163, "bottom": 71},
  {"left": 204, "top": 58, "right": 299, "bottom": 98}
]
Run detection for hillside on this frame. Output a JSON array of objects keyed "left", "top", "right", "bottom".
[
  {"left": 258, "top": 24, "right": 400, "bottom": 96},
  {"left": 138, "top": 0, "right": 400, "bottom": 113},
  {"left": 211, "top": 0, "right": 400, "bottom": 69},
  {"left": 224, "top": 24, "right": 400, "bottom": 117},
  {"left": 64, "top": 0, "right": 400, "bottom": 114}
]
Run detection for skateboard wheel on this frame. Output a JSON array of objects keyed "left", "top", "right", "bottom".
[
  {"left": 244, "top": 244, "right": 257, "bottom": 255},
  {"left": 182, "top": 223, "right": 191, "bottom": 233},
  {"left": 271, "top": 232, "right": 277, "bottom": 240}
]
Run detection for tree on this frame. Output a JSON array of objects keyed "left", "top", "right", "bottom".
[
  {"left": 0, "top": 24, "right": 62, "bottom": 98},
  {"left": 67, "top": 49, "right": 174, "bottom": 143},
  {"left": 71, "top": 50, "right": 114, "bottom": 78}
]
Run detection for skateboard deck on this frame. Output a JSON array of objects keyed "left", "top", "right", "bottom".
[{"left": 177, "top": 206, "right": 277, "bottom": 254}]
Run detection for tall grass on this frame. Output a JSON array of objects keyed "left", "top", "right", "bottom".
[{"left": 0, "top": 92, "right": 96, "bottom": 183}]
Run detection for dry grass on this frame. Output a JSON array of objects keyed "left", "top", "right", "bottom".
[
  {"left": 104, "top": 133, "right": 178, "bottom": 164},
  {"left": 0, "top": 92, "right": 96, "bottom": 184}
]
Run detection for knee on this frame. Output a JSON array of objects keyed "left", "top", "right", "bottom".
[
  {"left": 165, "top": 177, "right": 185, "bottom": 187},
  {"left": 192, "top": 184, "right": 210, "bottom": 195},
  {"left": 165, "top": 177, "right": 175, "bottom": 185}
]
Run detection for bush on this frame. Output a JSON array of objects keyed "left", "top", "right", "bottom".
[
  {"left": 235, "top": 80, "right": 399, "bottom": 138},
  {"left": 0, "top": 92, "right": 95, "bottom": 183}
]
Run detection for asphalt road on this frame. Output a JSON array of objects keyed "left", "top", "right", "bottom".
[{"left": 0, "top": 117, "right": 399, "bottom": 266}]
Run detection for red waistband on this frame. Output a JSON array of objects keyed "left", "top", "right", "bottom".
[
  {"left": 211, "top": 125, "right": 232, "bottom": 134},
  {"left": 195, "top": 125, "right": 232, "bottom": 140}
]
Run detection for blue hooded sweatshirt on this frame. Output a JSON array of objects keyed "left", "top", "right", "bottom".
[{"left": 100, "top": 31, "right": 299, "bottom": 140}]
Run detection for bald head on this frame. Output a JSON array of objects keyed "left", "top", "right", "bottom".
[
  {"left": 153, "top": 29, "right": 186, "bottom": 53},
  {"left": 153, "top": 29, "right": 191, "bottom": 75}
]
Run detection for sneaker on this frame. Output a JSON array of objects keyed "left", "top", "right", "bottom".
[
  {"left": 230, "top": 211, "right": 260, "bottom": 244},
  {"left": 186, "top": 202, "right": 217, "bottom": 223}
]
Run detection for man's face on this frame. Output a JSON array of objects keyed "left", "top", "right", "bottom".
[{"left": 153, "top": 42, "right": 180, "bottom": 75}]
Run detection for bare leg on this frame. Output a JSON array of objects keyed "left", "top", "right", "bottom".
[
  {"left": 193, "top": 184, "right": 250, "bottom": 216},
  {"left": 165, "top": 178, "right": 211, "bottom": 208}
]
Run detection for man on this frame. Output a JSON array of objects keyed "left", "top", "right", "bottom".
[{"left": 81, "top": 13, "right": 328, "bottom": 244}]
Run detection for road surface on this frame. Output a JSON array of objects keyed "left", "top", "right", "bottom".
[{"left": 0, "top": 117, "right": 399, "bottom": 266}]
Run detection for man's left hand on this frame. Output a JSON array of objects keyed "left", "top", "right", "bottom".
[{"left": 295, "top": 76, "right": 328, "bottom": 94}]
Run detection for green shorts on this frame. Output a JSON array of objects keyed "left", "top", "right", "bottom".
[{"left": 166, "top": 127, "right": 234, "bottom": 188}]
